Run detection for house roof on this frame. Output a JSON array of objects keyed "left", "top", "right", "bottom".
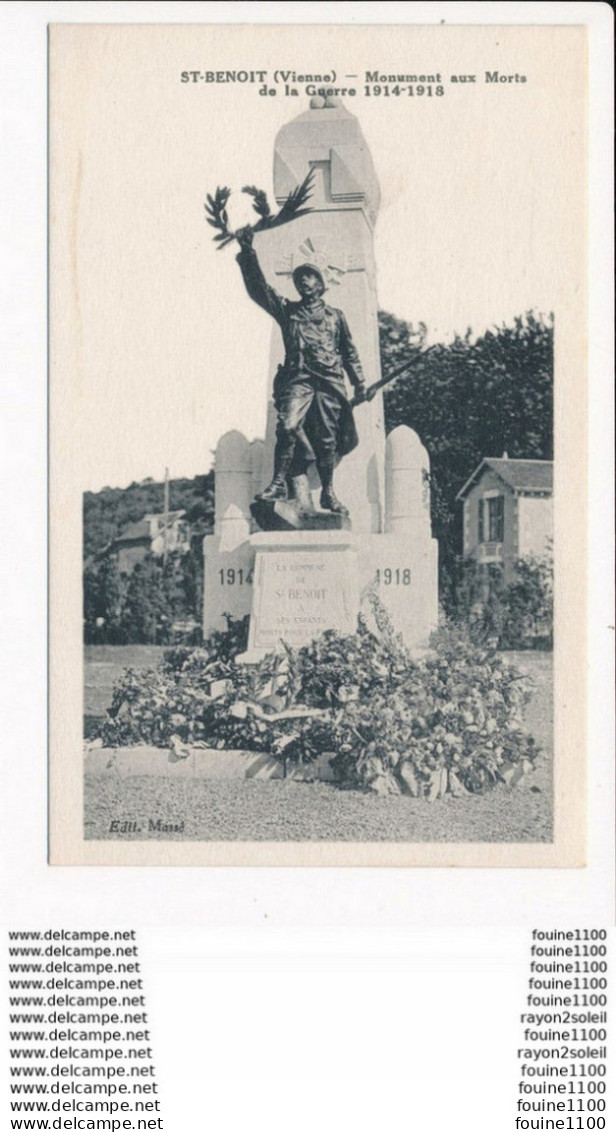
[
  {"left": 114, "top": 519, "right": 151, "bottom": 544},
  {"left": 113, "top": 509, "right": 187, "bottom": 545},
  {"left": 456, "top": 458, "right": 553, "bottom": 501},
  {"left": 143, "top": 510, "right": 186, "bottom": 523}
]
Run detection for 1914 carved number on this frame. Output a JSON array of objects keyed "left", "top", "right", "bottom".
[{"left": 218, "top": 568, "right": 253, "bottom": 586}]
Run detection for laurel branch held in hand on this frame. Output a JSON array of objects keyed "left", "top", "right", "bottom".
[{"left": 204, "top": 168, "right": 315, "bottom": 249}]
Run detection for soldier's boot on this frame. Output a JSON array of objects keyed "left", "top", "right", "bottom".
[
  {"left": 256, "top": 432, "right": 295, "bottom": 503},
  {"left": 317, "top": 451, "right": 349, "bottom": 516}
]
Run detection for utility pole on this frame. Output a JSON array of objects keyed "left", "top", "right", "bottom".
[{"left": 163, "top": 466, "right": 169, "bottom": 568}]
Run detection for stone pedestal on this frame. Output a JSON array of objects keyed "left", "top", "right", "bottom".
[
  {"left": 372, "top": 425, "right": 438, "bottom": 647},
  {"left": 202, "top": 533, "right": 255, "bottom": 635},
  {"left": 250, "top": 496, "right": 351, "bottom": 533},
  {"left": 202, "top": 430, "right": 262, "bottom": 637},
  {"left": 356, "top": 532, "right": 438, "bottom": 650},
  {"left": 236, "top": 531, "right": 360, "bottom": 663},
  {"left": 204, "top": 422, "right": 438, "bottom": 654}
]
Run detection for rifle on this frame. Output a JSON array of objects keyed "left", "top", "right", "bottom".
[{"left": 350, "top": 345, "right": 437, "bottom": 407}]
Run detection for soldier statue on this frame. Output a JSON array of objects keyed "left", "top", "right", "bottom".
[{"left": 236, "top": 227, "right": 367, "bottom": 516}]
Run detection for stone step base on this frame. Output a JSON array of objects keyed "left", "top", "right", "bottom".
[{"left": 84, "top": 745, "right": 338, "bottom": 783}]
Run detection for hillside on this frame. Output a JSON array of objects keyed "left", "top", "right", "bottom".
[{"left": 83, "top": 472, "right": 215, "bottom": 561}]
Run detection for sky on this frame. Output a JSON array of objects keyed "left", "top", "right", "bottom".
[{"left": 49, "top": 22, "right": 584, "bottom": 491}]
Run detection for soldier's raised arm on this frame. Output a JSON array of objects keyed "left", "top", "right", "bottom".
[{"left": 235, "top": 227, "right": 287, "bottom": 325}]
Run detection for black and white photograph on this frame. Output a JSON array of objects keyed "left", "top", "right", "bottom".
[{"left": 49, "top": 21, "right": 587, "bottom": 865}]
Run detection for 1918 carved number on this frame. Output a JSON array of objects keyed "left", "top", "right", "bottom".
[
  {"left": 375, "top": 568, "right": 411, "bottom": 585},
  {"left": 218, "top": 568, "right": 253, "bottom": 586}
]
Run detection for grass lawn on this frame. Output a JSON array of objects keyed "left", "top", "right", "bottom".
[
  {"left": 84, "top": 644, "right": 553, "bottom": 844},
  {"left": 84, "top": 645, "right": 167, "bottom": 733}
]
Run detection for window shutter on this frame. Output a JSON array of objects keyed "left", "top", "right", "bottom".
[
  {"left": 495, "top": 495, "right": 504, "bottom": 542},
  {"left": 478, "top": 498, "right": 484, "bottom": 543}
]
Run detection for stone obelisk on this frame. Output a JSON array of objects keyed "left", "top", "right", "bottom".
[{"left": 255, "top": 96, "right": 385, "bottom": 534}]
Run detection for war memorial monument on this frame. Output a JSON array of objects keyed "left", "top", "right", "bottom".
[{"left": 203, "top": 97, "right": 438, "bottom": 661}]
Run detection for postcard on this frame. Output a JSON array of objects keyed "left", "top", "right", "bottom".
[{"left": 49, "top": 21, "right": 587, "bottom": 866}]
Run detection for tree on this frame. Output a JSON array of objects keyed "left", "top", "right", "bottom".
[
  {"left": 120, "top": 552, "right": 189, "bottom": 643},
  {"left": 83, "top": 471, "right": 215, "bottom": 642},
  {"left": 499, "top": 554, "right": 553, "bottom": 649},
  {"left": 83, "top": 554, "right": 128, "bottom": 643},
  {"left": 449, "top": 552, "right": 553, "bottom": 650},
  {"left": 380, "top": 309, "right": 553, "bottom": 603}
]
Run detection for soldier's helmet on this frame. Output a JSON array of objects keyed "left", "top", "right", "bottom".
[{"left": 292, "top": 263, "right": 326, "bottom": 292}]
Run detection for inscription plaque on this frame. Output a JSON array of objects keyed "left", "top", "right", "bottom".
[{"left": 243, "top": 533, "right": 360, "bottom": 659}]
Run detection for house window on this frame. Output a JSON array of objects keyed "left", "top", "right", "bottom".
[{"left": 479, "top": 495, "right": 504, "bottom": 543}]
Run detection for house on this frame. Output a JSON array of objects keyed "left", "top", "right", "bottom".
[
  {"left": 456, "top": 458, "right": 553, "bottom": 582},
  {"left": 112, "top": 510, "right": 191, "bottom": 574}
]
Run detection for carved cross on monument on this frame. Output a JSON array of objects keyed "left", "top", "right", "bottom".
[{"left": 273, "top": 236, "right": 366, "bottom": 285}]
